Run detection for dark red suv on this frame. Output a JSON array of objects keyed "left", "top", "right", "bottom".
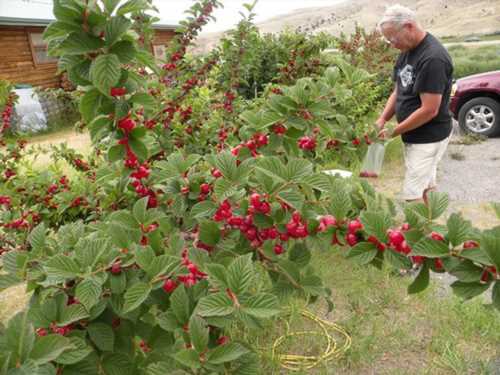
[{"left": 449, "top": 70, "right": 500, "bottom": 136}]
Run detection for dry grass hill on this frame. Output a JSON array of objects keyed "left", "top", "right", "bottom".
[{"left": 193, "top": 0, "right": 500, "bottom": 53}]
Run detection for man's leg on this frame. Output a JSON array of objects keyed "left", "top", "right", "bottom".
[{"left": 402, "top": 142, "right": 446, "bottom": 202}]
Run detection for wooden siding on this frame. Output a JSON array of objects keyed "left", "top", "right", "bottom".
[
  {"left": 152, "top": 29, "right": 176, "bottom": 46},
  {"left": 0, "top": 26, "right": 177, "bottom": 88},
  {"left": 0, "top": 26, "right": 59, "bottom": 88}
]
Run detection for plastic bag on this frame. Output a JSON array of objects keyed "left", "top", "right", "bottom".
[{"left": 359, "top": 142, "right": 386, "bottom": 178}]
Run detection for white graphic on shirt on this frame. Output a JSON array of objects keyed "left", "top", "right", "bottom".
[{"left": 399, "top": 64, "right": 414, "bottom": 88}]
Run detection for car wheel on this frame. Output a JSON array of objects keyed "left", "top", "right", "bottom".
[{"left": 458, "top": 97, "right": 500, "bottom": 137}]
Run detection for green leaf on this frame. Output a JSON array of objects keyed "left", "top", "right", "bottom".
[
  {"left": 103, "top": 0, "right": 121, "bottom": 13},
  {"left": 128, "top": 136, "right": 148, "bottom": 162},
  {"left": 146, "top": 255, "right": 180, "bottom": 279},
  {"left": 59, "top": 31, "right": 105, "bottom": 55},
  {"left": 481, "top": 230, "right": 500, "bottom": 271},
  {"left": 448, "top": 260, "right": 483, "bottom": 283},
  {"left": 5, "top": 311, "right": 35, "bottom": 364},
  {"left": 329, "top": 186, "right": 351, "bottom": 222},
  {"left": 0, "top": 274, "right": 22, "bottom": 292},
  {"left": 90, "top": 54, "right": 121, "bottom": 96},
  {"left": 79, "top": 89, "right": 102, "bottom": 124},
  {"left": 447, "top": 213, "right": 472, "bottom": 247},
  {"left": 360, "top": 211, "right": 392, "bottom": 243},
  {"left": 75, "top": 279, "right": 102, "bottom": 311},
  {"left": 227, "top": 254, "right": 254, "bottom": 295},
  {"left": 205, "top": 264, "right": 228, "bottom": 290},
  {"left": 43, "top": 21, "right": 80, "bottom": 41},
  {"left": 58, "top": 304, "right": 89, "bottom": 326},
  {"left": 190, "top": 201, "right": 217, "bottom": 219},
  {"left": 286, "top": 158, "right": 313, "bottom": 182},
  {"left": 255, "top": 157, "right": 287, "bottom": 183},
  {"left": 44, "top": 255, "right": 80, "bottom": 279},
  {"left": 130, "top": 93, "right": 156, "bottom": 113},
  {"left": 117, "top": 0, "right": 149, "bottom": 15},
  {"left": 288, "top": 243, "right": 311, "bottom": 267},
  {"left": 345, "top": 242, "right": 378, "bottom": 265},
  {"left": 89, "top": 115, "right": 112, "bottom": 143},
  {"left": 427, "top": 192, "right": 449, "bottom": 220},
  {"left": 198, "top": 293, "right": 234, "bottom": 317},
  {"left": 30, "top": 335, "right": 73, "bottom": 365},
  {"left": 105, "top": 16, "right": 131, "bottom": 46},
  {"left": 460, "top": 248, "right": 493, "bottom": 266},
  {"left": 87, "top": 323, "right": 114, "bottom": 352},
  {"left": 101, "top": 353, "right": 134, "bottom": 375},
  {"left": 28, "top": 223, "right": 46, "bottom": 252},
  {"left": 241, "top": 293, "right": 280, "bottom": 319},
  {"left": 450, "top": 281, "right": 490, "bottom": 300},
  {"left": 55, "top": 336, "right": 93, "bottom": 365},
  {"left": 408, "top": 263, "right": 430, "bottom": 294},
  {"left": 208, "top": 343, "right": 249, "bottom": 365},
  {"left": 213, "top": 178, "right": 238, "bottom": 201},
  {"left": 189, "top": 315, "right": 209, "bottom": 353},
  {"left": 110, "top": 41, "right": 136, "bottom": 64},
  {"left": 170, "top": 285, "right": 190, "bottom": 324},
  {"left": 108, "top": 144, "right": 125, "bottom": 162},
  {"left": 384, "top": 249, "right": 412, "bottom": 270},
  {"left": 133, "top": 197, "right": 149, "bottom": 224},
  {"left": 123, "top": 282, "right": 151, "bottom": 313},
  {"left": 411, "top": 237, "right": 449, "bottom": 258},
  {"left": 198, "top": 221, "right": 221, "bottom": 246},
  {"left": 277, "top": 189, "right": 304, "bottom": 211},
  {"left": 173, "top": 349, "right": 201, "bottom": 369}
]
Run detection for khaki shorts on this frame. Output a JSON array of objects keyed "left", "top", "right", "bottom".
[{"left": 401, "top": 136, "right": 450, "bottom": 200}]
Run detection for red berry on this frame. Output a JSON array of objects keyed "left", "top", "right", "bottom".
[
  {"left": 273, "top": 123, "right": 287, "bottom": 135},
  {"left": 36, "top": 328, "right": 48, "bottom": 337},
  {"left": 388, "top": 229, "right": 405, "bottom": 248},
  {"left": 211, "top": 169, "right": 222, "bottom": 178},
  {"left": 258, "top": 202, "right": 271, "bottom": 214},
  {"left": 345, "top": 233, "right": 358, "bottom": 247},
  {"left": 111, "top": 262, "right": 121, "bottom": 275},
  {"left": 118, "top": 117, "right": 135, "bottom": 132},
  {"left": 463, "top": 240, "right": 479, "bottom": 249},
  {"left": 274, "top": 244, "right": 285, "bottom": 255},
  {"left": 317, "top": 215, "right": 337, "bottom": 232},
  {"left": 217, "top": 336, "right": 230, "bottom": 345},
  {"left": 434, "top": 258, "right": 444, "bottom": 271},
  {"left": 110, "top": 87, "right": 127, "bottom": 97},
  {"left": 162, "top": 279, "right": 178, "bottom": 293},
  {"left": 430, "top": 232, "right": 445, "bottom": 241},
  {"left": 250, "top": 193, "right": 261, "bottom": 208},
  {"left": 347, "top": 219, "right": 363, "bottom": 234}
]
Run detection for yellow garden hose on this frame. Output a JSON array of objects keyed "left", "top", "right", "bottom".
[{"left": 271, "top": 309, "right": 351, "bottom": 372}]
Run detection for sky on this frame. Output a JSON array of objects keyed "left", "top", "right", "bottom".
[
  {"left": 154, "top": 0, "right": 348, "bottom": 33},
  {"left": 0, "top": 0, "right": 347, "bottom": 33}
]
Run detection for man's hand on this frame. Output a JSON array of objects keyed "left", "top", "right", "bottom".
[{"left": 375, "top": 117, "right": 386, "bottom": 129}]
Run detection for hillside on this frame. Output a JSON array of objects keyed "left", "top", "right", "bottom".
[{"left": 193, "top": 0, "right": 500, "bottom": 54}]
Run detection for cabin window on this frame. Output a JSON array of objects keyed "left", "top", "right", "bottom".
[
  {"left": 28, "top": 32, "right": 58, "bottom": 65},
  {"left": 152, "top": 44, "right": 167, "bottom": 61}
]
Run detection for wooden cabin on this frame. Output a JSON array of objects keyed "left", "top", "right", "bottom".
[{"left": 0, "top": 16, "right": 178, "bottom": 89}]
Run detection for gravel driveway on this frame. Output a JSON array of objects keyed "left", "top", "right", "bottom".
[{"left": 438, "top": 128, "right": 500, "bottom": 204}]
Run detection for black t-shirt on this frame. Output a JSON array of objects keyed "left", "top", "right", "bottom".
[{"left": 393, "top": 33, "right": 453, "bottom": 143}]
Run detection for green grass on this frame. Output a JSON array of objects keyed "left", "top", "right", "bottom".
[
  {"left": 448, "top": 44, "right": 500, "bottom": 79},
  {"left": 239, "top": 251, "right": 500, "bottom": 374}
]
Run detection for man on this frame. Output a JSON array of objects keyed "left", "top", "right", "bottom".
[{"left": 376, "top": 4, "right": 453, "bottom": 202}]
